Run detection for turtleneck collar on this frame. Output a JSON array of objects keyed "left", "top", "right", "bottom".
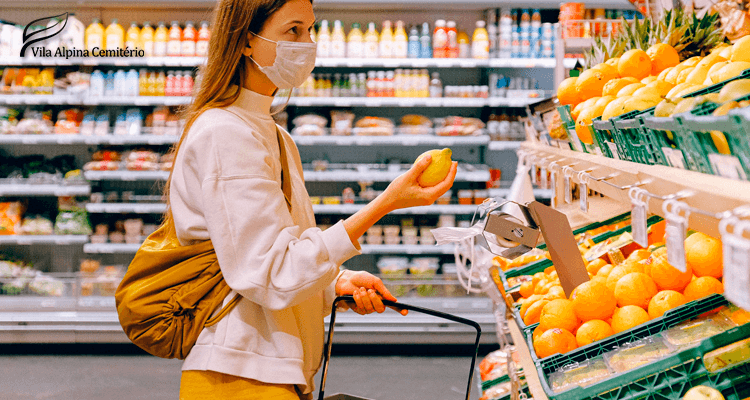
[{"left": 231, "top": 85, "right": 275, "bottom": 117}]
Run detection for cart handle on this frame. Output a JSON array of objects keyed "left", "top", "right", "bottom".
[{"left": 317, "top": 295, "right": 482, "bottom": 400}]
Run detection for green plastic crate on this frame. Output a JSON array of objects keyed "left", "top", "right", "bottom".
[
  {"left": 537, "top": 307, "right": 750, "bottom": 400},
  {"left": 610, "top": 107, "right": 658, "bottom": 165},
  {"left": 642, "top": 116, "right": 710, "bottom": 173},
  {"left": 558, "top": 105, "right": 575, "bottom": 126},
  {"left": 592, "top": 118, "right": 618, "bottom": 159},
  {"left": 638, "top": 115, "right": 679, "bottom": 168}
]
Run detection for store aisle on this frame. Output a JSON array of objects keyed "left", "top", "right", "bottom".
[{"left": 0, "top": 354, "right": 482, "bottom": 400}]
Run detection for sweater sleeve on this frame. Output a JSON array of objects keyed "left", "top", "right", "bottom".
[{"left": 187, "top": 113, "right": 360, "bottom": 311}]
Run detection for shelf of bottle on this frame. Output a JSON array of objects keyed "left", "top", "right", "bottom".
[
  {"left": 0, "top": 183, "right": 91, "bottom": 197},
  {"left": 82, "top": 241, "right": 456, "bottom": 254},
  {"left": 85, "top": 203, "right": 167, "bottom": 214},
  {"left": 0, "top": 134, "right": 180, "bottom": 145},
  {"left": 0, "top": 95, "right": 191, "bottom": 106},
  {"left": 0, "top": 235, "right": 90, "bottom": 245}
]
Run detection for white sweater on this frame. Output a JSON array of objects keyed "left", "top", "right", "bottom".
[{"left": 170, "top": 87, "right": 361, "bottom": 395}]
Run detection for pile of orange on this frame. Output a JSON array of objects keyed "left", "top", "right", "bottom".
[{"left": 524, "top": 231, "right": 726, "bottom": 359}]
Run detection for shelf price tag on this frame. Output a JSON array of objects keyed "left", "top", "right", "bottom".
[
  {"left": 662, "top": 148, "right": 686, "bottom": 169},
  {"left": 663, "top": 199, "right": 689, "bottom": 272},
  {"left": 578, "top": 172, "right": 588, "bottom": 213},
  {"left": 629, "top": 188, "right": 649, "bottom": 248},
  {"left": 708, "top": 154, "right": 747, "bottom": 181},
  {"left": 720, "top": 218, "right": 750, "bottom": 310},
  {"left": 550, "top": 169, "right": 559, "bottom": 208},
  {"left": 563, "top": 167, "right": 574, "bottom": 204}
]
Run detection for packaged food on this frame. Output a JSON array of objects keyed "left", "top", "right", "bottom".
[
  {"left": 142, "top": 224, "right": 158, "bottom": 236},
  {"left": 434, "top": 116, "right": 485, "bottom": 136},
  {"left": 474, "top": 189, "right": 489, "bottom": 205},
  {"left": 126, "top": 150, "right": 159, "bottom": 163},
  {"left": 323, "top": 196, "right": 341, "bottom": 205},
  {"left": 0, "top": 202, "right": 24, "bottom": 235},
  {"left": 80, "top": 259, "right": 101, "bottom": 274},
  {"left": 603, "top": 336, "right": 674, "bottom": 373},
  {"left": 366, "top": 234, "right": 384, "bottom": 245},
  {"left": 330, "top": 110, "right": 354, "bottom": 136},
  {"left": 384, "top": 235, "right": 400, "bottom": 245},
  {"left": 662, "top": 315, "right": 736, "bottom": 350},
  {"left": 436, "top": 190, "right": 452, "bottom": 205},
  {"left": 549, "top": 356, "right": 612, "bottom": 393},
  {"left": 96, "top": 265, "right": 124, "bottom": 296},
  {"left": 18, "top": 215, "right": 53, "bottom": 235},
  {"left": 292, "top": 124, "right": 326, "bottom": 136},
  {"left": 367, "top": 225, "right": 383, "bottom": 236},
  {"left": 479, "top": 349, "right": 511, "bottom": 382},
  {"left": 402, "top": 226, "right": 419, "bottom": 245},
  {"left": 704, "top": 337, "right": 750, "bottom": 373},
  {"left": 28, "top": 275, "right": 65, "bottom": 297},
  {"left": 437, "top": 214, "right": 456, "bottom": 228},
  {"left": 109, "top": 231, "right": 125, "bottom": 244},
  {"left": 458, "top": 189, "right": 474, "bottom": 205},
  {"left": 123, "top": 219, "right": 143, "bottom": 236},
  {"left": 83, "top": 161, "right": 120, "bottom": 171},
  {"left": 377, "top": 257, "right": 410, "bottom": 296},
  {"left": 292, "top": 114, "right": 327, "bottom": 128},
  {"left": 383, "top": 225, "right": 400, "bottom": 237},
  {"left": 720, "top": 304, "right": 750, "bottom": 326},
  {"left": 125, "top": 234, "right": 141, "bottom": 244},
  {"left": 354, "top": 117, "right": 395, "bottom": 136},
  {"left": 419, "top": 227, "right": 435, "bottom": 245},
  {"left": 342, "top": 188, "right": 355, "bottom": 204},
  {"left": 54, "top": 209, "right": 92, "bottom": 235},
  {"left": 126, "top": 160, "right": 159, "bottom": 171},
  {"left": 90, "top": 234, "right": 107, "bottom": 244},
  {"left": 399, "top": 114, "right": 432, "bottom": 135},
  {"left": 92, "top": 150, "right": 121, "bottom": 161},
  {"left": 410, "top": 257, "right": 439, "bottom": 297},
  {"left": 480, "top": 380, "right": 512, "bottom": 399},
  {"left": 309, "top": 196, "right": 321, "bottom": 205}
]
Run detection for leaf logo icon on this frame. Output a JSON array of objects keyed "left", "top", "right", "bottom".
[{"left": 20, "top": 12, "right": 69, "bottom": 57}]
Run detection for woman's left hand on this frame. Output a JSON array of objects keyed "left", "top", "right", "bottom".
[{"left": 335, "top": 270, "right": 408, "bottom": 316}]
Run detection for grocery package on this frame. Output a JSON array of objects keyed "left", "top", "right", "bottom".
[
  {"left": 0, "top": 259, "right": 65, "bottom": 297},
  {"left": 603, "top": 336, "right": 674, "bottom": 373},
  {"left": 354, "top": 117, "right": 395, "bottom": 136},
  {"left": 291, "top": 114, "right": 327, "bottom": 136},
  {"left": 548, "top": 356, "right": 611, "bottom": 393},
  {"left": 330, "top": 110, "right": 354, "bottom": 136},
  {"left": 54, "top": 197, "right": 92, "bottom": 235},
  {"left": 398, "top": 114, "right": 432, "bottom": 135},
  {"left": 377, "top": 256, "right": 409, "bottom": 296},
  {"left": 661, "top": 315, "right": 736, "bottom": 350},
  {"left": 703, "top": 336, "right": 750, "bottom": 373},
  {"left": 434, "top": 116, "right": 485, "bottom": 136},
  {"left": 410, "top": 257, "right": 439, "bottom": 296},
  {"left": 0, "top": 202, "right": 24, "bottom": 235},
  {"left": 18, "top": 215, "right": 54, "bottom": 235}
]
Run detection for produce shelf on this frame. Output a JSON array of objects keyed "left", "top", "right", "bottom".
[
  {"left": 488, "top": 141, "right": 523, "bottom": 151},
  {"left": 83, "top": 242, "right": 456, "bottom": 254},
  {"left": 0, "top": 183, "right": 91, "bottom": 197},
  {"left": 0, "top": 134, "right": 181, "bottom": 145},
  {"left": 292, "top": 135, "right": 491, "bottom": 147},
  {"left": 303, "top": 169, "right": 491, "bottom": 182},
  {"left": 85, "top": 203, "right": 168, "bottom": 214},
  {"left": 0, "top": 235, "right": 89, "bottom": 245}
]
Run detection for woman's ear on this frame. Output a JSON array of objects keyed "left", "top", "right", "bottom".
[{"left": 242, "top": 32, "right": 254, "bottom": 57}]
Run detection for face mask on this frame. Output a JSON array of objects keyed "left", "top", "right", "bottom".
[{"left": 248, "top": 33, "right": 317, "bottom": 90}]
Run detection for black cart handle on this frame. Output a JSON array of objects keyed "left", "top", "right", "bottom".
[{"left": 318, "top": 295, "right": 482, "bottom": 400}]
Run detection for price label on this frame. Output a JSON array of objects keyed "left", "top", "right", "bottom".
[
  {"left": 665, "top": 219, "right": 688, "bottom": 272},
  {"left": 540, "top": 167, "right": 548, "bottom": 190},
  {"left": 607, "top": 142, "right": 620, "bottom": 160},
  {"left": 661, "top": 147, "right": 686, "bottom": 169},
  {"left": 722, "top": 222, "right": 750, "bottom": 310},
  {"left": 579, "top": 182, "right": 588, "bottom": 213},
  {"left": 550, "top": 170, "right": 559, "bottom": 208},
  {"left": 709, "top": 154, "right": 747, "bottom": 180},
  {"left": 530, "top": 164, "right": 538, "bottom": 185},
  {"left": 631, "top": 203, "right": 648, "bottom": 248},
  {"left": 564, "top": 175, "right": 572, "bottom": 204}
]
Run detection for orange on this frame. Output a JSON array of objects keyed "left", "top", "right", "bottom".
[
  {"left": 546, "top": 286, "right": 567, "bottom": 300},
  {"left": 519, "top": 294, "right": 543, "bottom": 317},
  {"left": 647, "top": 43, "right": 680, "bottom": 76},
  {"left": 519, "top": 280, "right": 535, "bottom": 298},
  {"left": 541, "top": 281, "right": 560, "bottom": 295},
  {"left": 627, "top": 249, "right": 651, "bottom": 263},
  {"left": 618, "top": 49, "right": 653, "bottom": 80},
  {"left": 534, "top": 328, "right": 578, "bottom": 358},
  {"left": 605, "top": 57, "right": 620, "bottom": 67},
  {"left": 524, "top": 299, "right": 550, "bottom": 325},
  {"left": 540, "top": 299, "right": 581, "bottom": 333},
  {"left": 532, "top": 325, "right": 547, "bottom": 343},
  {"left": 570, "top": 279, "right": 617, "bottom": 321},
  {"left": 572, "top": 97, "right": 600, "bottom": 121},
  {"left": 575, "top": 105, "right": 605, "bottom": 144},
  {"left": 648, "top": 248, "right": 693, "bottom": 291},
  {"left": 685, "top": 232, "right": 723, "bottom": 278},
  {"left": 648, "top": 290, "right": 687, "bottom": 319},
  {"left": 594, "top": 63, "right": 620, "bottom": 81},
  {"left": 575, "top": 320, "right": 614, "bottom": 347},
  {"left": 683, "top": 276, "right": 724, "bottom": 301},
  {"left": 596, "top": 264, "right": 615, "bottom": 279},
  {"left": 534, "top": 279, "right": 550, "bottom": 295},
  {"left": 611, "top": 305, "right": 650, "bottom": 333},
  {"left": 586, "top": 258, "right": 608, "bottom": 275},
  {"left": 576, "top": 68, "right": 609, "bottom": 100},
  {"left": 544, "top": 266, "right": 556, "bottom": 275},
  {"left": 614, "top": 272, "right": 658, "bottom": 309},
  {"left": 558, "top": 77, "right": 582, "bottom": 106},
  {"left": 729, "top": 308, "right": 750, "bottom": 325},
  {"left": 532, "top": 272, "right": 546, "bottom": 287},
  {"left": 603, "top": 77, "right": 638, "bottom": 97},
  {"left": 605, "top": 263, "right": 645, "bottom": 293}
]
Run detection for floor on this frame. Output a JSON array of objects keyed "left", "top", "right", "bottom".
[{"left": 0, "top": 352, "right": 484, "bottom": 400}]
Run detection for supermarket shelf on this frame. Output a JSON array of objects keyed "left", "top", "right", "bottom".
[
  {"left": 83, "top": 170, "right": 170, "bottom": 181},
  {"left": 0, "top": 235, "right": 89, "bottom": 245},
  {"left": 83, "top": 242, "right": 455, "bottom": 254},
  {"left": 487, "top": 141, "right": 523, "bottom": 151},
  {"left": 314, "top": 204, "right": 478, "bottom": 215},
  {"left": 0, "top": 183, "right": 91, "bottom": 197},
  {"left": 564, "top": 38, "right": 595, "bottom": 53},
  {"left": 288, "top": 97, "right": 486, "bottom": 108},
  {"left": 303, "top": 169, "right": 490, "bottom": 182},
  {"left": 85, "top": 203, "right": 167, "bottom": 214},
  {"left": 83, "top": 243, "right": 140, "bottom": 253},
  {"left": 562, "top": 58, "right": 585, "bottom": 69},
  {"left": 293, "top": 135, "right": 489, "bottom": 147},
  {"left": 0, "top": 134, "right": 180, "bottom": 145},
  {"left": 0, "top": 95, "right": 191, "bottom": 106}
]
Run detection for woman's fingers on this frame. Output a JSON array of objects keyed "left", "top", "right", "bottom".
[
  {"left": 373, "top": 279, "right": 397, "bottom": 302},
  {"left": 358, "top": 288, "right": 375, "bottom": 313},
  {"left": 352, "top": 290, "right": 366, "bottom": 314},
  {"left": 406, "top": 154, "right": 433, "bottom": 180}
]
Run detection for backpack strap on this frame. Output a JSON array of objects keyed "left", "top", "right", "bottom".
[{"left": 276, "top": 126, "right": 293, "bottom": 212}]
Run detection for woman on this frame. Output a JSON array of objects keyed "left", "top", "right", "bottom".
[{"left": 170, "top": 0, "right": 457, "bottom": 398}]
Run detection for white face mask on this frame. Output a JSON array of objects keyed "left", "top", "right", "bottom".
[{"left": 248, "top": 33, "right": 317, "bottom": 90}]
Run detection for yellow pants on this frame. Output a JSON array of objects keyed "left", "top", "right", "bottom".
[{"left": 180, "top": 370, "right": 301, "bottom": 400}]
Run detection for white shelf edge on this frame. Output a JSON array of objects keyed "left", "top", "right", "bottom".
[
  {"left": 85, "top": 203, "right": 167, "bottom": 214},
  {"left": 0, "top": 235, "right": 89, "bottom": 245},
  {"left": 487, "top": 141, "right": 523, "bottom": 151},
  {"left": 0, "top": 183, "right": 91, "bottom": 197},
  {"left": 83, "top": 170, "right": 170, "bottom": 181},
  {"left": 303, "top": 170, "right": 490, "bottom": 182},
  {"left": 313, "top": 204, "right": 479, "bottom": 215}
]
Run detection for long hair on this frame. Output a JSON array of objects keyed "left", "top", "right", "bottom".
[{"left": 162, "top": 0, "right": 294, "bottom": 235}]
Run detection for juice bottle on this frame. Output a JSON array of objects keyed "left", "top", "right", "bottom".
[
  {"left": 105, "top": 19, "right": 124, "bottom": 51},
  {"left": 140, "top": 22, "right": 154, "bottom": 57},
  {"left": 379, "top": 20, "right": 393, "bottom": 58},
  {"left": 363, "top": 22, "right": 379, "bottom": 58},
  {"left": 432, "top": 20, "right": 447, "bottom": 58},
  {"left": 407, "top": 26, "right": 420, "bottom": 58},
  {"left": 61, "top": 13, "right": 85, "bottom": 51},
  {"left": 196, "top": 21, "right": 210, "bottom": 57},
  {"left": 182, "top": 71, "right": 194, "bottom": 96},
  {"left": 138, "top": 69, "right": 148, "bottom": 95},
  {"left": 330, "top": 20, "right": 346, "bottom": 58},
  {"left": 181, "top": 21, "right": 197, "bottom": 57},
  {"left": 316, "top": 20, "right": 331, "bottom": 58},
  {"left": 85, "top": 19, "right": 104, "bottom": 52},
  {"left": 156, "top": 70, "right": 166, "bottom": 96},
  {"left": 393, "top": 21, "right": 408, "bottom": 58},
  {"left": 125, "top": 22, "right": 140, "bottom": 51},
  {"left": 419, "top": 22, "right": 432, "bottom": 58},
  {"left": 167, "top": 21, "right": 182, "bottom": 56},
  {"left": 153, "top": 22, "right": 168, "bottom": 57},
  {"left": 457, "top": 31, "right": 470, "bottom": 58},
  {"left": 165, "top": 70, "right": 175, "bottom": 96},
  {"left": 146, "top": 71, "right": 157, "bottom": 96},
  {"left": 346, "top": 23, "right": 363, "bottom": 59},
  {"left": 446, "top": 21, "right": 458, "bottom": 58},
  {"left": 472, "top": 21, "right": 489, "bottom": 59}
]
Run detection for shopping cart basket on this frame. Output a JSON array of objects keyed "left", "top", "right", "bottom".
[{"left": 317, "top": 295, "right": 482, "bottom": 400}]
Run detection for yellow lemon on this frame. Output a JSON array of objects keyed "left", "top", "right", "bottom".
[
  {"left": 624, "top": 95, "right": 662, "bottom": 113},
  {"left": 657, "top": 67, "right": 674, "bottom": 81},
  {"left": 713, "top": 62, "right": 750, "bottom": 84},
  {"left": 717, "top": 79, "right": 750, "bottom": 103},
  {"left": 641, "top": 76, "right": 658, "bottom": 84},
  {"left": 676, "top": 67, "right": 695, "bottom": 84},
  {"left": 631, "top": 86, "right": 662, "bottom": 99},
  {"left": 680, "top": 56, "right": 703, "bottom": 67},
  {"left": 603, "top": 77, "right": 639, "bottom": 97},
  {"left": 415, "top": 148, "right": 453, "bottom": 187},
  {"left": 684, "top": 66, "right": 710, "bottom": 86},
  {"left": 731, "top": 36, "right": 750, "bottom": 62},
  {"left": 695, "top": 53, "right": 727, "bottom": 70},
  {"left": 707, "top": 61, "right": 731, "bottom": 83},
  {"left": 665, "top": 65, "right": 691, "bottom": 84},
  {"left": 646, "top": 80, "right": 675, "bottom": 97},
  {"left": 617, "top": 83, "right": 646, "bottom": 97},
  {"left": 602, "top": 96, "right": 632, "bottom": 121}
]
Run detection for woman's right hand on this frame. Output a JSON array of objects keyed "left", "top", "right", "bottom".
[{"left": 381, "top": 155, "right": 458, "bottom": 212}]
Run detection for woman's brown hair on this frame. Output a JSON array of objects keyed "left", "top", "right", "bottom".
[{"left": 162, "top": 0, "right": 296, "bottom": 235}]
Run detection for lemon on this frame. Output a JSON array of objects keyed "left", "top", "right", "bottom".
[
  {"left": 719, "top": 46, "right": 733, "bottom": 60},
  {"left": 631, "top": 86, "right": 662, "bottom": 99},
  {"left": 657, "top": 67, "right": 674, "bottom": 81},
  {"left": 415, "top": 148, "right": 453, "bottom": 187},
  {"left": 717, "top": 79, "right": 750, "bottom": 103},
  {"left": 602, "top": 96, "right": 631, "bottom": 121},
  {"left": 711, "top": 131, "right": 732, "bottom": 155},
  {"left": 684, "top": 66, "right": 710, "bottom": 86},
  {"left": 707, "top": 61, "right": 731, "bottom": 83},
  {"left": 680, "top": 56, "right": 703, "bottom": 67},
  {"left": 646, "top": 80, "right": 675, "bottom": 97},
  {"left": 731, "top": 36, "right": 750, "bottom": 62},
  {"left": 672, "top": 97, "right": 699, "bottom": 115},
  {"left": 594, "top": 95, "right": 617, "bottom": 110},
  {"left": 676, "top": 67, "right": 696, "bottom": 84},
  {"left": 624, "top": 94, "right": 662, "bottom": 113},
  {"left": 713, "top": 62, "right": 750, "bottom": 84},
  {"left": 641, "top": 76, "right": 658, "bottom": 84},
  {"left": 695, "top": 53, "right": 727, "bottom": 70},
  {"left": 654, "top": 99, "right": 678, "bottom": 117},
  {"left": 713, "top": 101, "right": 740, "bottom": 117},
  {"left": 665, "top": 65, "right": 691, "bottom": 84},
  {"left": 617, "top": 83, "right": 646, "bottom": 97},
  {"left": 602, "top": 77, "right": 639, "bottom": 97},
  {"left": 673, "top": 85, "right": 703, "bottom": 98},
  {"left": 666, "top": 83, "right": 693, "bottom": 99}
]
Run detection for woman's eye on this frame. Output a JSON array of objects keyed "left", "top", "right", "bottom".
[{"left": 288, "top": 27, "right": 298, "bottom": 35}]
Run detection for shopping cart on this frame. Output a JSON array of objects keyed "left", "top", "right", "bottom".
[{"left": 317, "top": 295, "right": 482, "bottom": 400}]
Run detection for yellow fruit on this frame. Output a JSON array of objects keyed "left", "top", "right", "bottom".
[
  {"left": 540, "top": 299, "right": 581, "bottom": 333},
  {"left": 666, "top": 83, "right": 694, "bottom": 99},
  {"left": 707, "top": 61, "right": 731, "bottom": 83},
  {"left": 594, "top": 95, "right": 616, "bottom": 110},
  {"left": 676, "top": 67, "right": 696, "bottom": 84},
  {"left": 731, "top": 36, "right": 750, "bottom": 62},
  {"left": 627, "top": 249, "right": 652, "bottom": 263},
  {"left": 714, "top": 101, "right": 740, "bottom": 117},
  {"left": 685, "top": 232, "right": 723, "bottom": 278},
  {"left": 672, "top": 97, "right": 699, "bottom": 115},
  {"left": 673, "top": 85, "right": 703, "bottom": 99},
  {"left": 631, "top": 86, "right": 662, "bottom": 99},
  {"left": 571, "top": 97, "right": 599, "bottom": 121},
  {"left": 657, "top": 67, "right": 674, "bottom": 81},
  {"left": 611, "top": 305, "right": 651, "bottom": 333},
  {"left": 681, "top": 56, "right": 703, "bottom": 67},
  {"left": 683, "top": 276, "right": 724, "bottom": 301},
  {"left": 605, "top": 264, "right": 645, "bottom": 293},
  {"left": 603, "top": 78, "right": 638, "bottom": 97},
  {"left": 519, "top": 294, "right": 543, "bottom": 317},
  {"left": 571, "top": 279, "right": 617, "bottom": 322},
  {"left": 618, "top": 49, "right": 652, "bottom": 80},
  {"left": 717, "top": 79, "right": 750, "bottom": 103},
  {"left": 576, "top": 320, "right": 614, "bottom": 347},
  {"left": 576, "top": 69, "right": 609, "bottom": 100},
  {"left": 558, "top": 77, "right": 582, "bottom": 105},
  {"left": 654, "top": 99, "right": 677, "bottom": 117},
  {"left": 617, "top": 82, "right": 646, "bottom": 97},
  {"left": 605, "top": 57, "right": 620, "bottom": 67},
  {"left": 624, "top": 95, "right": 662, "bottom": 113},
  {"left": 576, "top": 105, "right": 604, "bottom": 145},
  {"left": 648, "top": 290, "right": 687, "bottom": 319},
  {"left": 532, "top": 272, "right": 546, "bottom": 287},
  {"left": 596, "top": 264, "right": 615, "bottom": 279},
  {"left": 615, "top": 272, "right": 658, "bottom": 309},
  {"left": 647, "top": 247, "right": 693, "bottom": 291},
  {"left": 647, "top": 43, "right": 680, "bottom": 75},
  {"left": 665, "top": 65, "right": 691, "bottom": 84},
  {"left": 534, "top": 328, "right": 578, "bottom": 358},
  {"left": 695, "top": 53, "right": 727, "bottom": 70},
  {"left": 586, "top": 258, "right": 608, "bottom": 275},
  {"left": 713, "top": 62, "right": 750, "bottom": 84},
  {"left": 602, "top": 96, "right": 631, "bottom": 120},
  {"left": 683, "top": 386, "right": 726, "bottom": 400},
  {"left": 711, "top": 43, "right": 730, "bottom": 54},
  {"left": 523, "top": 299, "right": 550, "bottom": 325},
  {"left": 711, "top": 131, "right": 732, "bottom": 155},
  {"left": 684, "top": 66, "right": 710, "bottom": 86},
  {"left": 594, "top": 63, "right": 620, "bottom": 81},
  {"left": 646, "top": 80, "right": 675, "bottom": 97},
  {"left": 720, "top": 46, "right": 733, "bottom": 60},
  {"left": 415, "top": 148, "right": 452, "bottom": 187},
  {"left": 520, "top": 280, "right": 535, "bottom": 298},
  {"left": 641, "top": 76, "right": 658, "bottom": 84},
  {"left": 546, "top": 286, "right": 567, "bottom": 300}
]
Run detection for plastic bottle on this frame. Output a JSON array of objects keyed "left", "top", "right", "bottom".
[
  {"left": 363, "top": 22, "right": 379, "bottom": 58},
  {"left": 60, "top": 14, "right": 85, "bottom": 51},
  {"left": 156, "top": 70, "right": 166, "bottom": 96},
  {"left": 167, "top": 21, "right": 182, "bottom": 56},
  {"left": 126, "top": 69, "right": 139, "bottom": 96},
  {"left": 105, "top": 19, "right": 124, "bottom": 51},
  {"left": 419, "top": 69, "right": 429, "bottom": 97},
  {"left": 346, "top": 23, "right": 363, "bottom": 59},
  {"left": 104, "top": 70, "right": 115, "bottom": 96},
  {"left": 429, "top": 72, "right": 442, "bottom": 97},
  {"left": 181, "top": 21, "right": 197, "bottom": 57},
  {"left": 329, "top": 20, "right": 346, "bottom": 58},
  {"left": 138, "top": 69, "right": 148, "bottom": 95},
  {"left": 140, "top": 22, "right": 154, "bottom": 57},
  {"left": 90, "top": 70, "right": 104, "bottom": 97},
  {"left": 446, "top": 21, "right": 458, "bottom": 58},
  {"left": 472, "top": 21, "right": 489, "bottom": 59},
  {"left": 125, "top": 22, "right": 140, "bottom": 51},
  {"left": 379, "top": 20, "right": 393, "bottom": 58},
  {"left": 419, "top": 23, "right": 432, "bottom": 58},
  {"left": 146, "top": 71, "right": 157, "bottom": 96},
  {"left": 196, "top": 21, "right": 210, "bottom": 57},
  {"left": 165, "top": 70, "right": 175, "bottom": 96},
  {"left": 432, "top": 20, "right": 447, "bottom": 58},
  {"left": 154, "top": 22, "right": 168, "bottom": 57},
  {"left": 393, "top": 21, "right": 408, "bottom": 58},
  {"left": 182, "top": 71, "right": 194, "bottom": 96},
  {"left": 316, "top": 20, "right": 331, "bottom": 58},
  {"left": 85, "top": 19, "right": 105, "bottom": 53},
  {"left": 457, "top": 31, "right": 470, "bottom": 58},
  {"left": 0, "top": 25, "right": 11, "bottom": 57},
  {"left": 487, "top": 20, "right": 498, "bottom": 59},
  {"left": 407, "top": 26, "right": 420, "bottom": 58}
]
